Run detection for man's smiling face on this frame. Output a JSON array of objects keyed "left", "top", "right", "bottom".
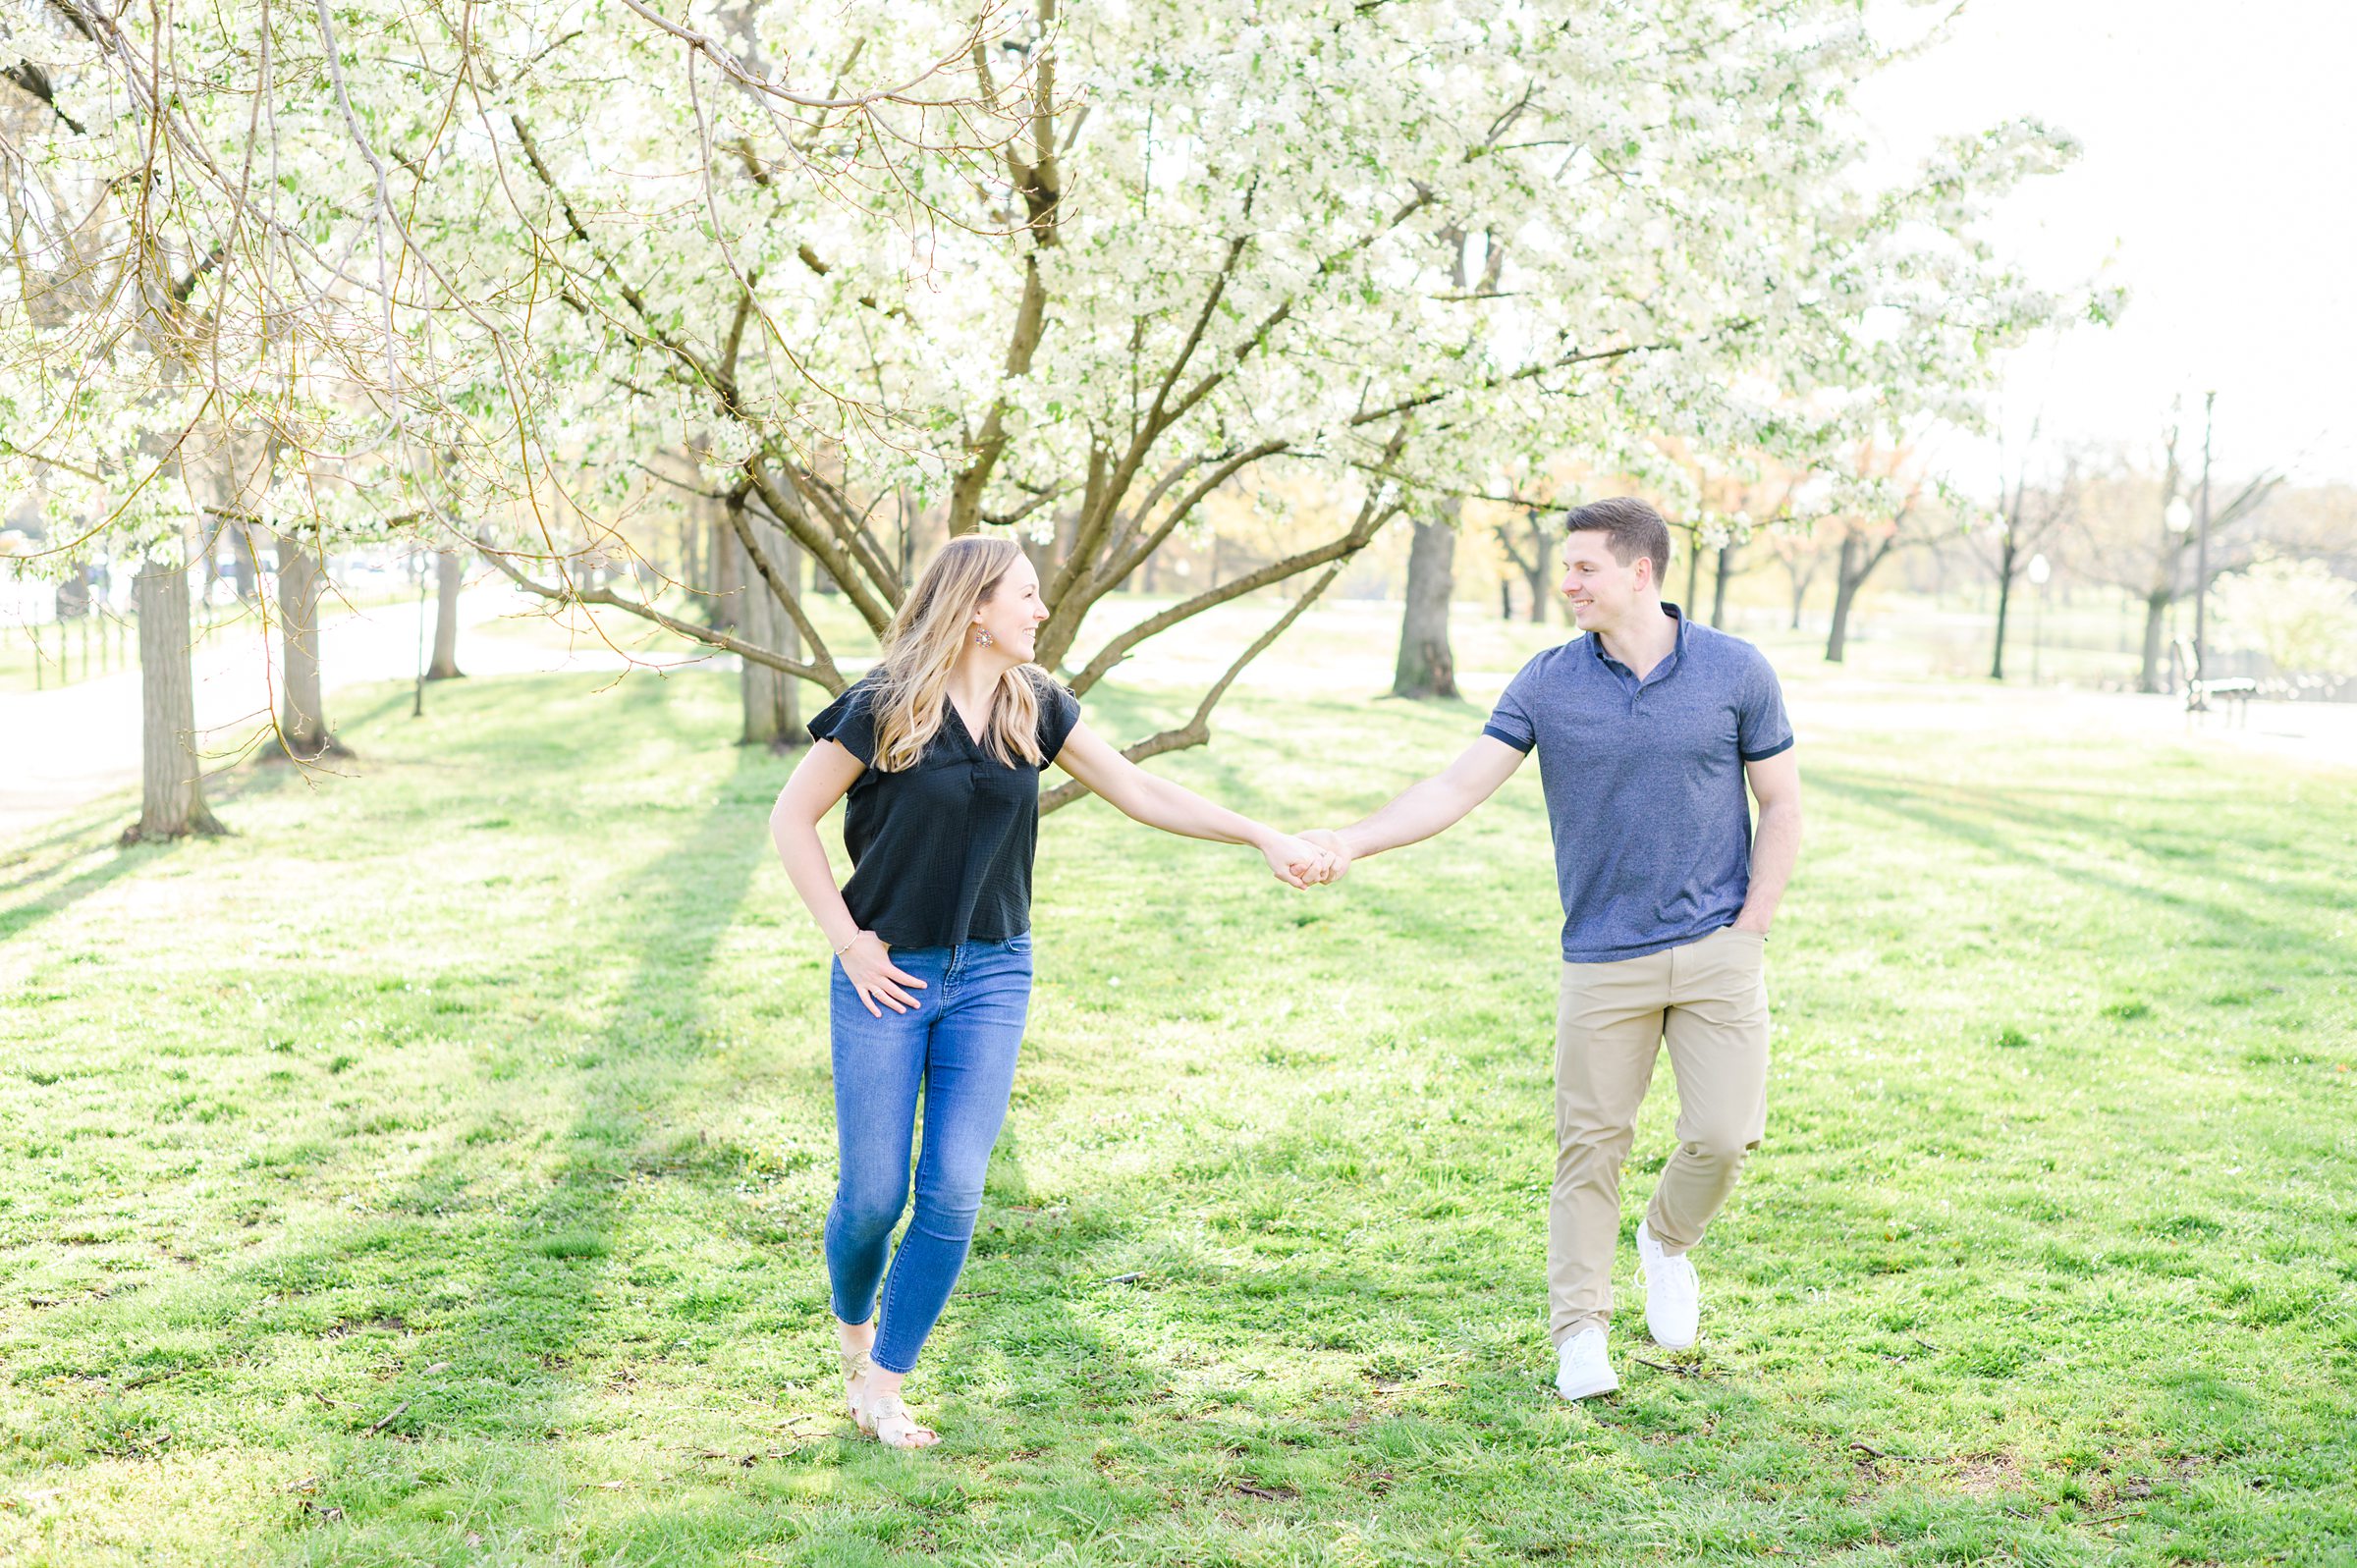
[{"left": 1560, "top": 528, "right": 1650, "bottom": 632}]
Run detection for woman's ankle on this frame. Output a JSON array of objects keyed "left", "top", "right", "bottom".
[{"left": 835, "top": 1315, "right": 876, "bottom": 1350}]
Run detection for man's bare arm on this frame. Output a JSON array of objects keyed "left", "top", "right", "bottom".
[
  {"left": 1304, "top": 735, "right": 1528, "bottom": 879},
  {"left": 1732, "top": 749, "right": 1801, "bottom": 933}
]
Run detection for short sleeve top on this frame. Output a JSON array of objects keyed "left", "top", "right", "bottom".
[
  {"left": 806, "top": 670, "right": 1083, "bottom": 949},
  {"left": 1480, "top": 605, "right": 1793, "bottom": 962}
]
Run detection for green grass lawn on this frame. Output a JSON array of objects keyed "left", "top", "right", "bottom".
[{"left": 1, "top": 636, "right": 2352, "bottom": 1564}]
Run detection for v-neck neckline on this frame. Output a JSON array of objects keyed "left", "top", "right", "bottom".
[{"left": 945, "top": 694, "right": 994, "bottom": 751}]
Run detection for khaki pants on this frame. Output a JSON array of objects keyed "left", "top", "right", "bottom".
[{"left": 1550, "top": 926, "right": 1770, "bottom": 1344}]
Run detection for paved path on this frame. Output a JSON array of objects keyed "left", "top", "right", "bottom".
[
  {"left": 0, "top": 587, "right": 704, "bottom": 842},
  {"left": 4, "top": 593, "right": 2351, "bottom": 846}
]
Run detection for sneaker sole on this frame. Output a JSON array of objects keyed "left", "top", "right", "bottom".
[
  {"left": 1646, "top": 1323, "right": 1697, "bottom": 1351},
  {"left": 1555, "top": 1370, "right": 1619, "bottom": 1401}
]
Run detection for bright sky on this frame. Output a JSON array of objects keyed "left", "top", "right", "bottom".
[{"left": 1854, "top": 0, "right": 2356, "bottom": 488}]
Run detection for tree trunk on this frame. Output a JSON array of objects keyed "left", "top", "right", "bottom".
[
  {"left": 1499, "top": 578, "right": 1513, "bottom": 622},
  {"left": 129, "top": 550, "right": 223, "bottom": 841},
  {"left": 1683, "top": 528, "right": 1703, "bottom": 614},
  {"left": 710, "top": 512, "right": 741, "bottom": 626},
  {"left": 737, "top": 509, "right": 803, "bottom": 750},
  {"left": 1393, "top": 503, "right": 1459, "bottom": 699},
  {"left": 275, "top": 534, "right": 347, "bottom": 758},
  {"left": 1989, "top": 540, "right": 2016, "bottom": 681},
  {"left": 1711, "top": 542, "right": 1737, "bottom": 628},
  {"left": 1826, "top": 535, "right": 1862, "bottom": 664},
  {"left": 426, "top": 547, "right": 465, "bottom": 679}
]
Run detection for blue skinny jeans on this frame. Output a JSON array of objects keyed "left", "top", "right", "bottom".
[{"left": 825, "top": 936, "right": 1032, "bottom": 1374}]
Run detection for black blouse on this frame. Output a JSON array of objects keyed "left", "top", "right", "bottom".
[{"left": 807, "top": 670, "right": 1083, "bottom": 949}]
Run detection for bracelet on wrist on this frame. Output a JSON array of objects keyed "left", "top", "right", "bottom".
[{"left": 833, "top": 932, "right": 864, "bottom": 957}]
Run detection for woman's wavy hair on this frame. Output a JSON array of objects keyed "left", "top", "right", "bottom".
[{"left": 869, "top": 535, "right": 1044, "bottom": 772}]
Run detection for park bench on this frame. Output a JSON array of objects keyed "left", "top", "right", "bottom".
[{"left": 2170, "top": 635, "right": 2257, "bottom": 727}]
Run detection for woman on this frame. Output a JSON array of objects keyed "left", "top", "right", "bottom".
[{"left": 769, "top": 536, "right": 1333, "bottom": 1449}]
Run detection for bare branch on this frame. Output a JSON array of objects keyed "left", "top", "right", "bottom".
[
  {"left": 1041, "top": 505, "right": 1400, "bottom": 813},
  {"left": 467, "top": 524, "right": 839, "bottom": 686}
]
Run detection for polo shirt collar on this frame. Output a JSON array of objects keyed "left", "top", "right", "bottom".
[{"left": 1589, "top": 603, "right": 1688, "bottom": 683}]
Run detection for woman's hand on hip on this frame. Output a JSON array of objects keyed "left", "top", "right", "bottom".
[{"left": 841, "top": 933, "right": 926, "bottom": 1016}]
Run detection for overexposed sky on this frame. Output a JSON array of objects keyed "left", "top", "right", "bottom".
[{"left": 1855, "top": 0, "right": 2355, "bottom": 487}]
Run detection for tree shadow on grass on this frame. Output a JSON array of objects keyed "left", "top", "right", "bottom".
[
  {"left": 1807, "top": 767, "right": 2357, "bottom": 974},
  {"left": 254, "top": 739, "right": 784, "bottom": 1559}
]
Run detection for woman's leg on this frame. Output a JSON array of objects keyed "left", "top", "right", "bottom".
[
  {"left": 823, "top": 949, "right": 940, "bottom": 1334},
  {"left": 868, "top": 938, "right": 1033, "bottom": 1377}
]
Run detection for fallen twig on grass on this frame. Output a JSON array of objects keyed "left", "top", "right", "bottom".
[
  {"left": 1848, "top": 1440, "right": 1886, "bottom": 1460},
  {"left": 1231, "top": 1482, "right": 1297, "bottom": 1501},
  {"left": 361, "top": 1400, "right": 409, "bottom": 1435},
  {"left": 1632, "top": 1357, "right": 1701, "bottom": 1378},
  {"left": 1102, "top": 1271, "right": 1146, "bottom": 1284}
]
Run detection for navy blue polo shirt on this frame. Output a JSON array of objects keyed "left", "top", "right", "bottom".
[{"left": 1482, "top": 606, "right": 1792, "bottom": 963}]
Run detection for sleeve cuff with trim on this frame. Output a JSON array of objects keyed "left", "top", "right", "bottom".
[
  {"left": 1481, "top": 723, "right": 1535, "bottom": 754},
  {"left": 1740, "top": 734, "right": 1795, "bottom": 763}
]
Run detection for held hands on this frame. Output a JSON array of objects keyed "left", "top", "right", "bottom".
[
  {"left": 1299, "top": 829, "right": 1351, "bottom": 885},
  {"left": 838, "top": 932, "right": 927, "bottom": 1017},
  {"left": 1257, "top": 829, "right": 1350, "bottom": 890},
  {"left": 1259, "top": 831, "right": 1342, "bottom": 890}
]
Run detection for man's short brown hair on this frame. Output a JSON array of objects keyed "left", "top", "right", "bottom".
[{"left": 1563, "top": 497, "right": 1672, "bottom": 585}]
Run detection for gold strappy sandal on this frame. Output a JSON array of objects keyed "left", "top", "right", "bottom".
[
  {"left": 863, "top": 1390, "right": 938, "bottom": 1450},
  {"left": 837, "top": 1344, "right": 874, "bottom": 1428}
]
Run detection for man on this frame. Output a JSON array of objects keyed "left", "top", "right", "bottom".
[{"left": 1306, "top": 497, "right": 1801, "bottom": 1400}]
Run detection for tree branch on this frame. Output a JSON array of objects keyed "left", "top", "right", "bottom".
[
  {"left": 1041, "top": 507, "right": 1399, "bottom": 813},
  {"left": 467, "top": 527, "right": 839, "bottom": 685},
  {"left": 725, "top": 493, "right": 844, "bottom": 688},
  {"left": 1068, "top": 425, "right": 1408, "bottom": 694}
]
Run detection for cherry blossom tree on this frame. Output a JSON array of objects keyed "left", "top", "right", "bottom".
[{"left": 6, "top": 0, "right": 2089, "bottom": 808}]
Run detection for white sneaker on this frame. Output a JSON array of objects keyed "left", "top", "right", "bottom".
[
  {"left": 1636, "top": 1221, "right": 1700, "bottom": 1349},
  {"left": 1555, "top": 1326, "right": 1618, "bottom": 1400}
]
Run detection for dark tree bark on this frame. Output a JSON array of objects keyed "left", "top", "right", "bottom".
[
  {"left": 426, "top": 547, "right": 465, "bottom": 679},
  {"left": 1494, "top": 509, "right": 1555, "bottom": 624},
  {"left": 1989, "top": 531, "right": 2018, "bottom": 680},
  {"left": 1824, "top": 529, "right": 1894, "bottom": 664},
  {"left": 274, "top": 534, "right": 348, "bottom": 758},
  {"left": 1710, "top": 540, "right": 1738, "bottom": 627},
  {"left": 128, "top": 549, "right": 223, "bottom": 841},
  {"left": 1393, "top": 500, "right": 1459, "bottom": 699}
]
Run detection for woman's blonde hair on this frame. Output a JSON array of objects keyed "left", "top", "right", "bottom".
[{"left": 869, "top": 535, "right": 1044, "bottom": 772}]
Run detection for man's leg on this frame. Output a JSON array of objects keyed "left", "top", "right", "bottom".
[
  {"left": 1551, "top": 951, "right": 1672, "bottom": 1345},
  {"left": 1648, "top": 928, "right": 1771, "bottom": 1255}
]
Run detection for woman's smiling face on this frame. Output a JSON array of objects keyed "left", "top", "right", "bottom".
[{"left": 975, "top": 552, "right": 1050, "bottom": 661}]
